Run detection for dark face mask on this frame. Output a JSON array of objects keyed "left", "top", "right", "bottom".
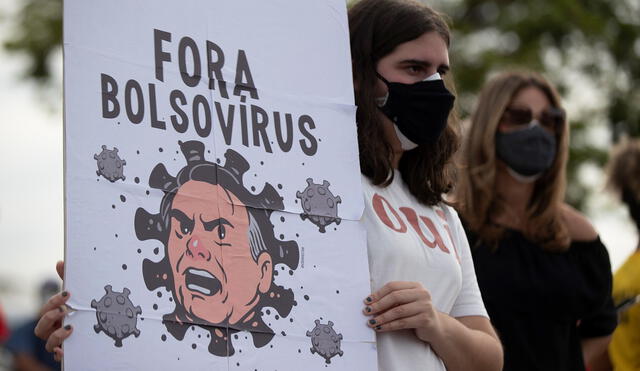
[
  {"left": 376, "top": 73, "right": 455, "bottom": 148},
  {"left": 495, "top": 123, "right": 557, "bottom": 178}
]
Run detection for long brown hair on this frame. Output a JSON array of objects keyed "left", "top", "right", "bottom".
[
  {"left": 455, "top": 71, "right": 570, "bottom": 251},
  {"left": 349, "top": 0, "right": 460, "bottom": 206},
  {"left": 606, "top": 137, "right": 640, "bottom": 232}
]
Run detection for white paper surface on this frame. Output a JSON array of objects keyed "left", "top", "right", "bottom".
[{"left": 63, "top": 1, "right": 377, "bottom": 369}]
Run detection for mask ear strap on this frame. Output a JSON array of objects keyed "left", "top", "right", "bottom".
[
  {"left": 375, "top": 72, "right": 390, "bottom": 85},
  {"left": 374, "top": 72, "right": 391, "bottom": 107}
]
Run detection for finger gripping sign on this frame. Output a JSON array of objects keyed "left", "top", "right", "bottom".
[{"left": 63, "top": 1, "right": 375, "bottom": 370}]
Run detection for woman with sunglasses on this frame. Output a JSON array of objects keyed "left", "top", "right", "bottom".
[
  {"left": 36, "top": 1, "right": 504, "bottom": 370},
  {"left": 455, "top": 70, "right": 617, "bottom": 371}
]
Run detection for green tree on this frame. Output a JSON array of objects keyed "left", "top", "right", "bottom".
[{"left": 3, "top": 0, "right": 62, "bottom": 81}]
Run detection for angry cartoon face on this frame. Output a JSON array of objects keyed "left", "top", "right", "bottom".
[
  {"left": 135, "top": 140, "right": 299, "bottom": 356},
  {"left": 167, "top": 180, "right": 273, "bottom": 325}
]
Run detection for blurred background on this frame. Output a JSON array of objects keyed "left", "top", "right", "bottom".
[{"left": 0, "top": 0, "right": 638, "bottom": 369}]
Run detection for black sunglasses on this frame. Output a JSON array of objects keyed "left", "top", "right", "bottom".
[{"left": 501, "top": 107, "right": 565, "bottom": 129}]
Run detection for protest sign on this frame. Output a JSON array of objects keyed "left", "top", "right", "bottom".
[{"left": 63, "top": 1, "right": 376, "bottom": 369}]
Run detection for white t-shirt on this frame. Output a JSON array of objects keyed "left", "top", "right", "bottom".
[{"left": 361, "top": 172, "right": 488, "bottom": 371}]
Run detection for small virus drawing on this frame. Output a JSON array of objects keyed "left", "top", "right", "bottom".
[
  {"left": 94, "top": 145, "right": 126, "bottom": 182},
  {"left": 296, "top": 178, "right": 342, "bottom": 233},
  {"left": 91, "top": 285, "right": 142, "bottom": 347},
  {"left": 306, "top": 319, "right": 344, "bottom": 364}
]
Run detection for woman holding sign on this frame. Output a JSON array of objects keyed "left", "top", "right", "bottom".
[
  {"left": 36, "top": 0, "right": 503, "bottom": 369},
  {"left": 350, "top": 0, "right": 502, "bottom": 370}
]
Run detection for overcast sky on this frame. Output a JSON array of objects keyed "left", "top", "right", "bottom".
[{"left": 0, "top": 0, "right": 637, "bottom": 323}]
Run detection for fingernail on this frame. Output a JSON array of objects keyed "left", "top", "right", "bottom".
[
  {"left": 61, "top": 291, "right": 68, "bottom": 297},
  {"left": 366, "top": 297, "right": 372, "bottom": 302},
  {"left": 375, "top": 325, "right": 382, "bottom": 330},
  {"left": 369, "top": 319, "right": 376, "bottom": 325},
  {"left": 366, "top": 306, "right": 372, "bottom": 313},
  {"left": 64, "top": 325, "right": 72, "bottom": 331}
]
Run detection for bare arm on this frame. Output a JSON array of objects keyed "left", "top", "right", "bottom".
[
  {"left": 561, "top": 205, "right": 615, "bottom": 370},
  {"left": 429, "top": 315, "right": 503, "bottom": 371},
  {"left": 582, "top": 335, "right": 613, "bottom": 371},
  {"left": 365, "top": 282, "right": 503, "bottom": 371}
]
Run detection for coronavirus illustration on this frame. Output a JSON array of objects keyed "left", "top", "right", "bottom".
[
  {"left": 306, "top": 319, "right": 344, "bottom": 364},
  {"left": 94, "top": 145, "right": 126, "bottom": 182},
  {"left": 91, "top": 285, "right": 142, "bottom": 347},
  {"left": 134, "top": 140, "right": 299, "bottom": 356},
  {"left": 296, "top": 178, "right": 342, "bottom": 233}
]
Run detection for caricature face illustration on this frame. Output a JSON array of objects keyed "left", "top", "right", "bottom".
[
  {"left": 135, "top": 140, "right": 299, "bottom": 356},
  {"left": 167, "top": 180, "right": 273, "bottom": 325}
]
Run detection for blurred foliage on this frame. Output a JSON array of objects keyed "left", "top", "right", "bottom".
[
  {"left": 432, "top": 0, "right": 640, "bottom": 209},
  {"left": 4, "top": 0, "right": 639, "bottom": 209},
  {"left": 3, "top": 0, "right": 61, "bottom": 81}
]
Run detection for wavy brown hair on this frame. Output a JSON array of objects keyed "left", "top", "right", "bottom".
[
  {"left": 349, "top": 0, "right": 460, "bottom": 206},
  {"left": 606, "top": 137, "right": 640, "bottom": 232},
  {"left": 455, "top": 71, "right": 571, "bottom": 251}
]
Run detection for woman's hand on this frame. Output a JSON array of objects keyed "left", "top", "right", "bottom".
[
  {"left": 34, "top": 261, "right": 71, "bottom": 362},
  {"left": 363, "top": 281, "right": 443, "bottom": 343},
  {"left": 363, "top": 280, "right": 503, "bottom": 371}
]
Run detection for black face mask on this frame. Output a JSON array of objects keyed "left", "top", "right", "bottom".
[
  {"left": 495, "top": 123, "right": 557, "bottom": 178},
  {"left": 376, "top": 73, "right": 455, "bottom": 147}
]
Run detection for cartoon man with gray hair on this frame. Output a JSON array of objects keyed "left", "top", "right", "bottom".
[{"left": 135, "top": 140, "right": 299, "bottom": 356}]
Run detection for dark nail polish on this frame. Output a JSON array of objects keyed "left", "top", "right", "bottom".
[
  {"left": 375, "top": 325, "right": 382, "bottom": 330},
  {"left": 64, "top": 325, "right": 72, "bottom": 331},
  {"left": 366, "top": 297, "right": 372, "bottom": 302},
  {"left": 369, "top": 319, "right": 376, "bottom": 325},
  {"left": 61, "top": 291, "right": 68, "bottom": 297},
  {"left": 366, "top": 306, "right": 372, "bottom": 313}
]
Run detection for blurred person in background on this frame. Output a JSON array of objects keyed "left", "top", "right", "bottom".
[
  {"left": 0, "top": 304, "right": 9, "bottom": 343},
  {"left": 0, "top": 303, "right": 10, "bottom": 370},
  {"left": 605, "top": 137, "right": 640, "bottom": 371},
  {"left": 5, "top": 280, "right": 60, "bottom": 371},
  {"left": 454, "top": 70, "right": 617, "bottom": 371}
]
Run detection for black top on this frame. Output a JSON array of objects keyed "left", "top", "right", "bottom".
[{"left": 466, "top": 229, "right": 617, "bottom": 371}]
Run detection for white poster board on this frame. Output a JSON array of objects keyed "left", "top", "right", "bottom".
[{"left": 63, "top": 1, "right": 377, "bottom": 369}]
